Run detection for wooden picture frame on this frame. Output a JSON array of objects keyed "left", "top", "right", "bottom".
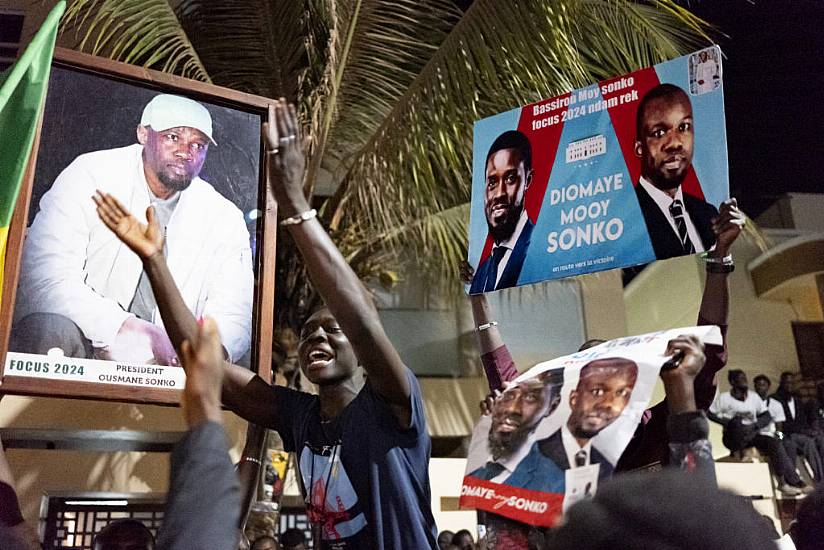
[{"left": 0, "top": 48, "right": 276, "bottom": 405}]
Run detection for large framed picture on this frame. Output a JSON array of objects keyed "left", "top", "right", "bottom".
[{"left": 0, "top": 48, "right": 277, "bottom": 405}]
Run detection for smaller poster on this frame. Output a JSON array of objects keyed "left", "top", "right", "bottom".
[
  {"left": 459, "top": 325, "right": 721, "bottom": 527},
  {"left": 467, "top": 46, "right": 727, "bottom": 293}
]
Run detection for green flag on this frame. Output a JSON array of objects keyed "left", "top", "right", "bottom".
[{"left": 0, "top": 1, "right": 65, "bottom": 311}]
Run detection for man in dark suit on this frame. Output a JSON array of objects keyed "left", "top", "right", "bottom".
[
  {"left": 469, "top": 369, "right": 563, "bottom": 482},
  {"left": 508, "top": 358, "right": 638, "bottom": 492},
  {"left": 634, "top": 83, "right": 719, "bottom": 260},
  {"left": 470, "top": 130, "right": 534, "bottom": 293}
]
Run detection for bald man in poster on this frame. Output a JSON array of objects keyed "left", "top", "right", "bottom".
[
  {"left": 634, "top": 84, "right": 719, "bottom": 260},
  {"left": 470, "top": 130, "right": 534, "bottom": 293},
  {"left": 506, "top": 358, "right": 638, "bottom": 492}
]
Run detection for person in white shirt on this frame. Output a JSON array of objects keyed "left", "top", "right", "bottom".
[
  {"left": 11, "top": 94, "right": 253, "bottom": 365},
  {"left": 708, "top": 370, "right": 809, "bottom": 495},
  {"left": 633, "top": 84, "right": 720, "bottom": 260}
]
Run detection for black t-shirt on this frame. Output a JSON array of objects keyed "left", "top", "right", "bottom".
[{"left": 270, "top": 369, "right": 437, "bottom": 549}]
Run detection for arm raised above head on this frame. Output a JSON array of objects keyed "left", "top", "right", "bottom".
[
  {"left": 93, "top": 191, "right": 279, "bottom": 427},
  {"left": 264, "top": 101, "right": 412, "bottom": 426}
]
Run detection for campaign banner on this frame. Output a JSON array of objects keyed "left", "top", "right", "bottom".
[
  {"left": 4, "top": 351, "right": 185, "bottom": 389},
  {"left": 467, "top": 46, "right": 727, "bottom": 294},
  {"left": 459, "top": 325, "right": 722, "bottom": 526}
]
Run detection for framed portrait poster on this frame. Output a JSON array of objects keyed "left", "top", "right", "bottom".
[{"left": 0, "top": 48, "right": 277, "bottom": 405}]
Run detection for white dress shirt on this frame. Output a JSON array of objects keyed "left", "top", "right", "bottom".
[
  {"left": 639, "top": 176, "right": 705, "bottom": 253},
  {"left": 492, "top": 210, "right": 529, "bottom": 287},
  {"left": 562, "top": 423, "right": 592, "bottom": 468},
  {"left": 15, "top": 144, "right": 254, "bottom": 361}
]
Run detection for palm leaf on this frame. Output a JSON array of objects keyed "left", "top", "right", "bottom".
[
  {"left": 329, "top": 0, "right": 712, "bottom": 291},
  {"left": 175, "top": 0, "right": 307, "bottom": 99},
  {"left": 61, "top": 0, "right": 211, "bottom": 82},
  {"left": 302, "top": 0, "right": 462, "bottom": 197}
]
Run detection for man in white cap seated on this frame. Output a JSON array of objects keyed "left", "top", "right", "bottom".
[{"left": 12, "top": 94, "right": 253, "bottom": 366}]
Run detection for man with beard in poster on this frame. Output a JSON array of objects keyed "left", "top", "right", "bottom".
[
  {"left": 12, "top": 94, "right": 253, "bottom": 365},
  {"left": 470, "top": 130, "right": 534, "bottom": 293},
  {"left": 634, "top": 83, "right": 718, "bottom": 260},
  {"left": 506, "top": 358, "right": 638, "bottom": 492},
  {"left": 469, "top": 369, "right": 564, "bottom": 482}
]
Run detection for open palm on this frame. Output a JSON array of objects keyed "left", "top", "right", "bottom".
[{"left": 93, "top": 191, "right": 164, "bottom": 260}]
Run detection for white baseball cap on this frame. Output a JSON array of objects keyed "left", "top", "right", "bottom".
[{"left": 140, "top": 94, "right": 217, "bottom": 145}]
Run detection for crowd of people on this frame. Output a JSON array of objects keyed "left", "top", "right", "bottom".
[{"left": 1, "top": 99, "right": 823, "bottom": 549}]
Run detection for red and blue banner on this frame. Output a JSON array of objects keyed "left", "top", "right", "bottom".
[{"left": 467, "top": 46, "right": 727, "bottom": 294}]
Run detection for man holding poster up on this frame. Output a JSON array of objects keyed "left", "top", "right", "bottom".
[{"left": 634, "top": 84, "right": 719, "bottom": 259}]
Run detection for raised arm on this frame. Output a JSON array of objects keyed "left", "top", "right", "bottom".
[
  {"left": 93, "top": 192, "right": 279, "bottom": 427},
  {"left": 460, "top": 261, "right": 517, "bottom": 392},
  {"left": 698, "top": 198, "right": 744, "bottom": 325},
  {"left": 265, "top": 101, "right": 411, "bottom": 422},
  {"left": 157, "top": 318, "right": 240, "bottom": 550}
]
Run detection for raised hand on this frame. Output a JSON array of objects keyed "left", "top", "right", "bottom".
[
  {"left": 93, "top": 191, "right": 163, "bottom": 260},
  {"left": 180, "top": 317, "right": 225, "bottom": 428},
  {"left": 262, "top": 100, "right": 308, "bottom": 217},
  {"left": 459, "top": 260, "right": 475, "bottom": 286},
  {"left": 660, "top": 334, "right": 706, "bottom": 414},
  {"left": 711, "top": 197, "right": 745, "bottom": 255},
  {"left": 662, "top": 334, "right": 706, "bottom": 381}
]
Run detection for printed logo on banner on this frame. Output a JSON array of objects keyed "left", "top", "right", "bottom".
[{"left": 467, "top": 46, "right": 728, "bottom": 294}]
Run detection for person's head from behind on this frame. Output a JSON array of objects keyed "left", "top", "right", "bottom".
[
  {"left": 93, "top": 519, "right": 154, "bottom": 550},
  {"left": 634, "top": 84, "right": 694, "bottom": 192},
  {"left": 753, "top": 374, "right": 771, "bottom": 400},
  {"left": 437, "top": 530, "right": 455, "bottom": 550},
  {"left": 779, "top": 371, "right": 799, "bottom": 394},
  {"left": 547, "top": 469, "right": 776, "bottom": 550},
  {"left": 279, "top": 527, "right": 308, "bottom": 550},
  {"left": 451, "top": 529, "right": 474, "bottom": 550},
  {"left": 791, "top": 484, "right": 824, "bottom": 550},
  {"left": 137, "top": 94, "right": 215, "bottom": 195},
  {"left": 727, "top": 369, "right": 748, "bottom": 391},
  {"left": 297, "top": 306, "right": 360, "bottom": 387},
  {"left": 567, "top": 358, "right": 637, "bottom": 440},
  {"left": 488, "top": 368, "right": 563, "bottom": 460},
  {"left": 251, "top": 535, "right": 279, "bottom": 550},
  {"left": 484, "top": 130, "right": 533, "bottom": 243}
]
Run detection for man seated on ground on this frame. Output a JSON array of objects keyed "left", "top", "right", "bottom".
[
  {"left": 708, "top": 370, "right": 811, "bottom": 496},
  {"left": 756, "top": 373, "right": 823, "bottom": 482},
  {"left": 771, "top": 372, "right": 824, "bottom": 470},
  {"left": 94, "top": 100, "right": 436, "bottom": 549}
]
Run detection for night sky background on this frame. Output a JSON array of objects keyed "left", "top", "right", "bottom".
[{"left": 455, "top": 0, "right": 824, "bottom": 217}]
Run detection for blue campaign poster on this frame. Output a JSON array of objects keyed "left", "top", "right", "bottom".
[{"left": 467, "top": 46, "right": 727, "bottom": 294}]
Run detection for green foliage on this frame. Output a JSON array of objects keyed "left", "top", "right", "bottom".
[{"left": 61, "top": 0, "right": 712, "bottom": 316}]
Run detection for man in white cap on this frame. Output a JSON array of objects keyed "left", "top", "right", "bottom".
[{"left": 12, "top": 94, "right": 253, "bottom": 366}]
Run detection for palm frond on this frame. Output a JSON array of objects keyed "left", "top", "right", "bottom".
[
  {"left": 329, "top": 0, "right": 712, "bottom": 290},
  {"left": 175, "top": 0, "right": 307, "bottom": 99},
  {"left": 62, "top": 0, "right": 211, "bottom": 82},
  {"left": 302, "top": 0, "right": 462, "bottom": 197}
]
